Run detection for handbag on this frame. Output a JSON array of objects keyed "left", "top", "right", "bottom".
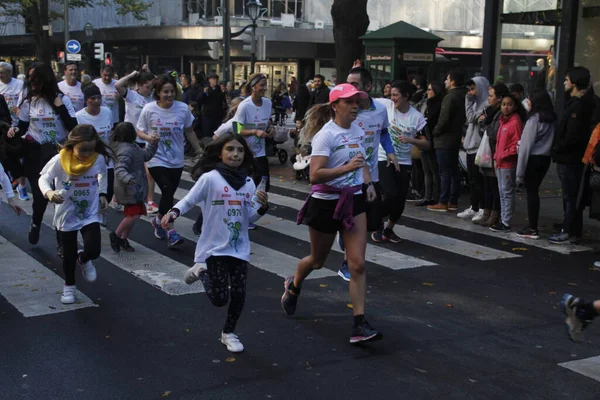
[
  {"left": 475, "top": 131, "right": 493, "bottom": 168},
  {"left": 589, "top": 169, "right": 600, "bottom": 191}
]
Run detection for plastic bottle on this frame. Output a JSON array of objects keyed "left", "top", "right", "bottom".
[{"left": 251, "top": 176, "right": 268, "bottom": 209}]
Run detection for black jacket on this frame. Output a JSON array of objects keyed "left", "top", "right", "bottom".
[
  {"left": 432, "top": 86, "right": 468, "bottom": 150},
  {"left": 553, "top": 88, "right": 598, "bottom": 165},
  {"left": 182, "top": 86, "right": 198, "bottom": 105},
  {"left": 423, "top": 94, "right": 443, "bottom": 150},
  {"left": 308, "top": 86, "right": 330, "bottom": 108},
  {"left": 198, "top": 85, "right": 226, "bottom": 118},
  {"left": 293, "top": 85, "right": 310, "bottom": 122},
  {"left": 0, "top": 94, "right": 11, "bottom": 125}
]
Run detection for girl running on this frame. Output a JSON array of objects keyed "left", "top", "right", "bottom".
[
  {"left": 38, "top": 124, "right": 111, "bottom": 304},
  {"left": 136, "top": 74, "right": 201, "bottom": 248},
  {"left": 110, "top": 122, "right": 159, "bottom": 252},
  {"left": 281, "top": 84, "right": 381, "bottom": 344},
  {"left": 490, "top": 94, "right": 524, "bottom": 232},
  {"left": 0, "top": 121, "right": 23, "bottom": 215},
  {"left": 161, "top": 133, "right": 269, "bottom": 353}
]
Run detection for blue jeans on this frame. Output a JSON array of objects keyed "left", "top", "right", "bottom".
[
  {"left": 497, "top": 168, "right": 516, "bottom": 226},
  {"left": 557, "top": 163, "right": 584, "bottom": 237},
  {"left": 436, "top": 149, "right": 461, "bottom": 205}
]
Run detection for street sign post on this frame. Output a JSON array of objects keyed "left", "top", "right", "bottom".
[
  {"left": 66, "top": 39, "right": 81, "bottom": 54},
  {"left": 66, "top": 53, "right": 82, "bottom": 61}
]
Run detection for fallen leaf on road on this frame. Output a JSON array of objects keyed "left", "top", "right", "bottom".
[
  {"left": 445, "top": 304, "right": 454, "bottom": 308},
  {"left": 414, "top": 368, "right": 427, "bottom": 373},
  {"left": 568, "top": 283, "right": 578, "bottom": 286},
  {"left": 161, "top": 391, "right": 171, "bottom": 397},
  {"left": 305, "top": 362, "right": 312, "bottom": 370},
  {"left": 549, "top": 291, "right": 557, "bottom": 295},
  {"left": 422, "top": 282, "right": 434, "bottom": 286},
  {"left": 347, "top": 303, "right": 354, "bottom": 309},
  {"left": 319, "top": 284, "right": 327, "bottom": 288},
  {"left": 512, "top": 247, "right": 528, "bottom": 251},
  {"left": 225, "top": 357, "right": 235, "bottom": 362}
]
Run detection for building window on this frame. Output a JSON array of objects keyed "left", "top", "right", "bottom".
[
  {"left": 234, "top": 0, "right": 246, "bottom": 16},
  {"left": 271, "top": 0, "right": 302, "bottom": 19},
  {"left": 183, "top": 0, "right": 218, "bottom": 20}
]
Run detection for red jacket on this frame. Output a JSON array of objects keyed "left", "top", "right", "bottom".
[{"left": 495, "top": 113, "right": 523, "bottom": 168}]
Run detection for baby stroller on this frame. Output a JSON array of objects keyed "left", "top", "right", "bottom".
[{"left": 265, "top": 117, "right": 289, "bottom": 164}]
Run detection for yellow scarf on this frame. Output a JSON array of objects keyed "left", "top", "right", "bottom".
[{"left": 59, "top": 148, "right": 98, "bottom": 176}]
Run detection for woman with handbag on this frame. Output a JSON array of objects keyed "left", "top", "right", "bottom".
[
  {"left": 7, "top": 63, "right": 77, "bottom": 245},
  {"left": 515, "top": 89, "right": 556, "bottom": 239}
]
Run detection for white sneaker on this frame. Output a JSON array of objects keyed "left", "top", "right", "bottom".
[
  {"left": 184, "top": 263, "right": 207, "bottom": 285},
  {"left": 220, "top": 332, "right": 244, "bottom": 353},
  {"left": 471, "top": 209, "right": 485, "bottom": 222},
  {"left": 457, "top": 207, "right": 477, "bottom": 219},
  {"left": 146, "top": 201, "right": 159, "bottom": 214},
  {"left": 78, "top": 250, "right": 97, "bottom": 283},
  {"left": 110, "top": 200, "right": 124, "bottom": 211},
  {"left": 60, "top": 285, "right": 76, "bottom": 304}
]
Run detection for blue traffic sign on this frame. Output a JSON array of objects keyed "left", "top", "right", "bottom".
[{"left": 66, "top": 40, "right": 81, "bottom": 54}]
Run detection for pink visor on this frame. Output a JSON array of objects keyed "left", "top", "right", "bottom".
[{"left": 329, "top": 83, "right": 369, "bottom": 103}]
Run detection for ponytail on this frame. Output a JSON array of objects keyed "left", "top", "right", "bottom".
[{"left": 298, "top": 103, "right": 333, "bottom": 147}]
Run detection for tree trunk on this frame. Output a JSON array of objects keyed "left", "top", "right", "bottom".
[
  {"left": 331, "top": 0, "right": 369, "bottom": 84},
  {"left": 27, "top": 0, "right": 53, "bottom": 64}
]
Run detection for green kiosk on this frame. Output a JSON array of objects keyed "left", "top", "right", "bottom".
[{"left": 360, "top": 21, "right": 443, "bottom": 95}]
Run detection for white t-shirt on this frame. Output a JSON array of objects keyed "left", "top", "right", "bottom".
[
  {"left": 136, "top": 101, "right": 194, "bottom": 169},
  {"left": 230, "top": 96, "right": 272, "bottom": 158},
  {"left": 92, "top": 78, "right": 119, "bottom": 124},
  {"left": 376, "top": 99, "right": 426, "bottom": 165},
  {"left": 0, "top": 78, "right": 24, "bottom": 127},
  {"left": 58, "top": 80, "right": 85, "bottom": 112},
  {"left": 76, "top": 107, "right": 114, "bottom": 168},
  {"left": 172, "top": 169, "right": 263, "bottom": 263},
  {"left": 124, "top": 89, "right": 154, "bottom": 144},
  {"left": 353, "top": 98, "right": 389, "bottom": 182},
  {"left": 311, "top": 120, "right": 366, "bottom": 200},
  {"left": 0, "top": 161, "right": 14, "bottom": 199},
  {"left": 20, "top": 96, "right": 76, "bottom": 144},
  {"left": 38, "top": 154, "right": 108, "bottom": 232}
]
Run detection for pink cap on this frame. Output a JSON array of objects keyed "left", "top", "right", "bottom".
[{"left": 329, "top": 83, "right": 369, "bottom": 103}]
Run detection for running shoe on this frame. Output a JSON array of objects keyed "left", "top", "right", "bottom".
[
  {"left": 405, "top": 191, "right": 422, "bottom": 202},
  {"left": 561, "top": 294, "right": 589, "bottom": 343},
  {"left": 457, "top": 207, "right": 476, "bottom": 219},
  {"left": 371, "top": 230, "right": 389, "bottom": 243},
  {"left": 28, "top": 223, "right": 41, "bottom": 245},
  {"left": 60, "top": 285, "right": 77, "bottom": 304},
  {"left": 119, "top": 238, "right": 135, "bottom": 252},
  {"left": 146, "top": 201, "right": 159, "bottom": 214},
  {"left": 516, "top": 228, "right": 540, "bottom": 240},
  {"left": 549, "top": 230, "right": 570, "bottom": 245},
  {"left": 167, "top": 229, "right": 184, "bottom": 248},
  {"left": 17, "top": 185, "right": 29, "bottom": 201},
  {"left": 78, "top": 250, "right": 97, "bottom": 283},
  {"left": 350, "top": 320, "right": 382, "bottom": 344},
  {"left": 109, "top": 232, "right": 121, "bottom": 253},
  {"left": 184, "top": 263, "right": 207, "bottom": 285},
  {"left": 220, "top": 332, "right": 244, "bottom": 353},
  {"left": 415, "top": 199, "right": 435, "bottom": 207},
  {"left": 448, "top": 204, "right": 458, "bottom": 211},
  {"left": 337, "top": 232, "right": 345, "bottom": 252},
  {"left": 281, "top": 276, "right": 299, "bottom": 315},
  {"left": 152, "top": 216, "right": 167, "bottom": 240},
  {"left": 248, "top": 222, "right": 257, "bottom": 230},
  {"left": 383, "top": 228, "right": 402, "bottom": 243},
  {"left": 338, "top": 260, "right": 351, "bottom": 282},
  {"left": 427, "top": 203, "right": 448, "bottom": 212},
  {"left": 110, "top": 200, "right": 124, "bottom": 211},
  {"left": 489, "top": 222, "right": 511, "bottom": 232}
]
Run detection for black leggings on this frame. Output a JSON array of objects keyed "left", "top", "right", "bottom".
[
  {"left": 467, "top": 153, "right": 484, "bottom": 211},
  {"left": 483, "top": 175, "right": 501, "bottom": 212},
  {"left": 379, "top": 162, "right": 411, "bottom": 224},
  {"left": 148, "top": 167, "right": 183, "bottom": 216},
  {"left": 59, "top": 223, "right": 101, "bottom": 286},
  {"left": 253, "top": 156, "right": 270, "bottom": 192},
  {"left": 524, "top": 155, "right": 551, "bottom": 230},
  {"left": 106, "top": 168, "right": 114, "bottom": 203},
  {"left": 201, "top": 256, "right": 248, "bottom": 334},
  {"left": 23, "top": 146, "right": 52, "bottom": 226}
]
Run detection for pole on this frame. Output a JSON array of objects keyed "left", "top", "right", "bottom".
[
  {"left": 250, "top": 25, "right": 256, "bottom": 74},
  {"left": 223, "top": 0, "right": 231, "bottom": 82},
  {"left": 554, "top": 0, "right": 579, "bottom": 119},
  {"left": 481, "top": 0, "right": 502, "bottom": 81},
  {"left": 64, "top": 0, "right": 69, "bottom": 59}
]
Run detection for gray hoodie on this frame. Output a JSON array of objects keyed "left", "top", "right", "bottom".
[
  {"left": 464, "top": 76, "right": 490, "bottom": 154},
  {"left": 516, "top": 113, "right": 554, "bottom": 181},
  {"left": 113, "top": 140, "right": 158, "bottom": 205}
]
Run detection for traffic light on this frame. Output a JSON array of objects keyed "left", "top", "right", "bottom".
[
  {"left": 94, "top": 42, "right": 104, "bottom": 61},
  {"left": 256, "top": 34, "right": 266, "bottom": 61},
  {"left": 104, "top": 52, "right": 112, "bottom": 65},
  {"left": 57, "top": 51, "right": 65, "bottom": 62},
  {"left": 208, "top": 41, "right": 220, "bottom": 60}
]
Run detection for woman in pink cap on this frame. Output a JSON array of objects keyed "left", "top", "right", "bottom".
[{"left": 281, "top": 83, "right": 382, "bottom": 344}]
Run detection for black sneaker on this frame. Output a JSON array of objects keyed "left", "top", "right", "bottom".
[
  {"left": 281, "top": 276, "right": 299, "bottom": 315},
  {"left": 371, "top": 230, "right": 389, "bottom": 243},
  {"left": 415, "top": 199, "right": 434, "bottom": 207},
  {"left": 561, "top": 294, "right": 590, "bottom": 343},
  {"left": 109, "top": 232, "right": 121, "bottom": 253},
  {"left": 119, "top": 238, "right": 135, "bottom": 252},
  {"left": 516, "top": 227, "right": 539, "bottom": 239},
  {"left": 350, "top": 320, "right": 382, "bottom": 344},
  {"left": 383, "top": 228, "right": 402, "bottom": 243},
  {"left": 405, "top": 192, "right": 422, "bottom": 202},
  {"left": 28, "top": 223, "right": 41, "bottom": 245},
  {"left": 489, "top": 222, "right": 511, "bottom": 232}
]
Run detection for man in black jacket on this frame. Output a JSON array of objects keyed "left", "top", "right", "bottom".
[
  {"left": 550, "top": 67, "right": 598, "bottom": 244},
  {"left": 307, "top": 74, "right": 330, "bottom": 108},
  {"left": 198, "top": 73, "right": 226, "bottom": 139},
  {"left": 428, "top": 70, "right": 468, "bottom": 212}
]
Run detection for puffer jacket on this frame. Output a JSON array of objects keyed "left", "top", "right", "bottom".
[
  {"left": 432, "top": 86, "right": 468, "bottom": 150},
  {"left": 464, "top": 76, "right": 490, "bottom": 154},
  {"left": 495, "top": 112, "right": 523, "bottom": 169},
  {"left": 113, "top": 140, "right": 158, "bottom": 205}
]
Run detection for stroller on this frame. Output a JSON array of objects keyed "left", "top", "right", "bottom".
[{"left": 265, "top": 114, "right": 289, "bottom": 164}]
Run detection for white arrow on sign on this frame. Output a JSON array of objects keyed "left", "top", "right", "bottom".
[{"left": 66, "top": 40, "right": 81, "bottom": 54}]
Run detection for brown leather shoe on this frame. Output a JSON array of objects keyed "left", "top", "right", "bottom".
[
  {"left": 448, "top": 204, "right": 458, "bottom": 211},
  {"left": 427, "top": 203, "right": 448, "bottom": 212}
]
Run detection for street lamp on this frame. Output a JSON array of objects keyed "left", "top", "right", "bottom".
[
  {"left": 84, "top": 22, "right": 93, "bottom": 38},
  {"left": 246, "top": 0, "right": 261, "bottom": 73}
]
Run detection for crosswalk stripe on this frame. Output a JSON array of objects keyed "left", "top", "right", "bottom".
[
  {"left": 8, "top": 200, "right": 205, "bottom": 296},
  {"left": 559, "top": 356, "right": 600, "bottom": 382},
  {"left": 0, "top": 234, "right": 96, "bottom": 317}
]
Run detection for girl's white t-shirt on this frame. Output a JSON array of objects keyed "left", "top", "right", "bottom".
[
  {"left": 172, "top": 169, "right": 263, "bottom": 263},
  {"left": 76, "top": 106, "right": 114, "bottom": 168},
  {"left": 230, "top": 96, "right": 272, "bottom": 158},
  {"left": 0, "top": 161, "right": 14, "bottom": 199},
  {"left": 376, "top": 99, "right": 426, "bottom": 165},
  {"left": 136, "top": 101, "right": 194, "bottom": 169},
  {"left": 92, "top": 78, "right": 119, "bottom": 123},
  {"left": 58, "top": 80, "right": 85, "bottom": 112},
  {"left": 310, "top": 120, "right": 366, "bottom": 200},
  {"left": 124, "top": 89, "right": 154, "bottom": 144},
  {"left": 19, "top": 95, "right": 76, "bottom": 144},
  {"left": 38, "top": 154, "right": 108, "bottom": 232},
  {"left": 353, "top": 98, "right": 389, "bottom": 182},
  {"left": 0, "top": 78, "right": 24, "bottom": 127}
]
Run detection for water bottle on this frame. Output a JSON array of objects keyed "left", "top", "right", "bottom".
[
  {"left": 57, "top": 181, "right": 72, "bottom": 197},
  {"left": 251, "top": 176, "right": 268, "bottom": 209}
]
